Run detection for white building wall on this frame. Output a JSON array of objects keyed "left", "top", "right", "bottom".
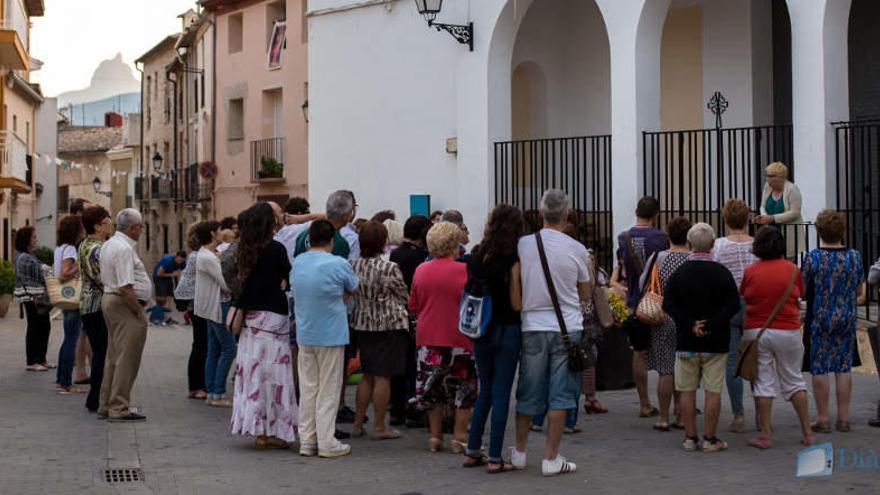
[{"left": 34, "top": 97, "right": 57, "bottom": 245}]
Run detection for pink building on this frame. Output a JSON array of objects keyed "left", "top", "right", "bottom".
[{"left": 203, "top": 0, "right": 309, "bottom": 219}]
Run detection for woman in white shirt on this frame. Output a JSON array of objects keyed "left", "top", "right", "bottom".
[
  {"left": 713, "top": 199, "right": 758, "bottom": 433},
  {"left": 194, "top": 221, "right": 235, "bottom": 407},
  {"left": 54, "top": 215, "right": 85, "bottom": 394}
]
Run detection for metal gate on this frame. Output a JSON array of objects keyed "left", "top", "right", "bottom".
[
  {"left": 493, "top": 135, "right": 613, "bottom": 270},
  {"left": 642, "top": 124, "right": 793, "bottom": 233},
  {"left": 834, "top": 119, "right": 880, "bottom": 320}
]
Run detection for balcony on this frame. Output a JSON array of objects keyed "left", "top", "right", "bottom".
[
  {"left": 0, "top": 130, "right": 29, "bottom": 191},
  {"left": 0, "top": 21, "right": 28, "bottom": 70},
  {"left": 183, "top": 164, "right": 213, "bottom": 202},
  {"left": 150, "top": 176, "right": 175, "bottom": 201},
  {"left": 251, "top": 138, "right": 285, "bottom": 183}
]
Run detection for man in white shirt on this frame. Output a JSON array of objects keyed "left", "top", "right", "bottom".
[
  {"left": 99, "top": 208, "right": 152, "bottom": 422},
  {"left": 512, "top": 189, "right": 591, "bottom": 477}
]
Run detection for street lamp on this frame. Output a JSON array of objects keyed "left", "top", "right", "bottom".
[
  {"left": 413, "top": 0, "right": 474, "bottom": 52},
  {"left": 152, "top": 152, "right": 164, "bottom": 173},
  {"left": 301, "top": 99, "right": 309, "bottom": 124},
  {"left": 92, "top": 176, "right": 101, "bottom": 193}
]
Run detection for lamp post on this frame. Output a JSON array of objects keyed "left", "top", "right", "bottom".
[
  {"left": 152, "top": 152, "right": 163, "bottom": 174},
  {"left": 413, "top": 0, "right": 474, "bottom": 52}
]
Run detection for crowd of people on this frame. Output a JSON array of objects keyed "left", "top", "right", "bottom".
[{"left": 10, "top": 161, "right": 878, "bottom": 476}]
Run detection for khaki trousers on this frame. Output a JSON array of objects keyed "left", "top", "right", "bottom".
[
  {"left": 99, "top": 294, "right": 148, "bottom": 417},
  {"left": 297, "top": 345, "right": 344, "bottom": 449}
]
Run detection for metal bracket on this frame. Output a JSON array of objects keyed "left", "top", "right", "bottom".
[{"left": 428, "top": 21, "right": 473, "bottom": 52}]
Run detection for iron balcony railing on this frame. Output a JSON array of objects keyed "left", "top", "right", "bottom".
[
  {"left": 494, "top": 135, "right": 613, "bottom": 271},
  {"left": 0, "top": 130, "right": 28, "bottom": 188},
  {"left": 183, "top": 163, "right": 213, "bottom": 202},
  {"left": 251, "top": 137, "right": 285, "bottom": 182},
  {"left": 151, "top": 176, "right": 175, "bottom": 201}
]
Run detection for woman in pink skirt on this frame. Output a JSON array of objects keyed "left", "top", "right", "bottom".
[{"left": 229, "top": 203, "right": 298, "bottom": 449}]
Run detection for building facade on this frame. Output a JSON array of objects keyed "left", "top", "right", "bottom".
[
  {"left": 56, "top": 122, "right": 122, "bottom": 216},
  {"left": 34, "top": 96, "right": 57, "bottom": 246},
  {"left": 203, "top": 0, "right": 310, "bottom": 219},
  {"left": 308, "top": 0, "right": 871, "bottom": 267},
  {"left": 0, "top": 0, "right": 44, "bottom": 260}
]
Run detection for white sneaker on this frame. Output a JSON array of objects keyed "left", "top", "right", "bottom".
[
  {"left": 542, "top": 456, "right": 577, "bottom": 477},
  {"left": 299, "top": 443, "right": 318, "bottom": 457},
  {"left": 318, "top": 443, "right": 351, "bottom": 458},
  {"left": 510, "top": 448, "right": 527, "bottom": 470}
]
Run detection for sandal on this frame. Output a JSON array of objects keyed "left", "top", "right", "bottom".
[
  {"left": 372, "top": 429, "right": 402, "bottom": 440},
  {"left": 187, "top": 390, "right": 207, "bottom": 400},
  {"left": 811, "top": 421, "right": 832, "bottom": 434},
  {"left": 487, "top": 461, "right": 517, "bottom": 474},
  {"left": 583, "top": 398, "right": 608, "bottom": 414},
  {"left": 255, "top": 437, "right": 290, "bottom": 450},
  {"left": 351, "top": 425, "right": 366, "bottom": 438},
  {"left": 747, "top": 436, "right": 772, "bottom": 450},
  {"left": 835, "top": 420, "right": 851, "bottom": 433},
  {"left": 451, "top": 440, "right": 467, "bottom": 454},
  {"left": 639, "top": 407, "right": 659, "bottom": 418},
  {"left": 429, "top": 437, "right": 443, "bottom": 453},
  {"left": 652, "top": 422, "right": 671, "bottom": 432},
  {"left": 563, "top": 426, "right": 582, "bottom": 434},
  {"left": 462, "top": 454, "right": 488, "bottom": 468}
]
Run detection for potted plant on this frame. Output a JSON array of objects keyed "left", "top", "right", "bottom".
[
  {"left": 258, "top": 157, "right": 283, "bottom": 179},
  {"left": 0, "top": 260, "right": 14, "bottom": 317},
  {"left": 32, "top": 245, "right": 53, "bottom": 266}
]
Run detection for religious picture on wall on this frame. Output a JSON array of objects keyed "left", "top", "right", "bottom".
[{"left": 268, "top": 20, "right": 287, "bottom": 69}]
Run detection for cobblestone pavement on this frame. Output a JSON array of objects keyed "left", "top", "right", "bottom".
[{"left": 0, "top": 315, "right": 878, "bottom": 494}]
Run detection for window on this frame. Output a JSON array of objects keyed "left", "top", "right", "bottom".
[
  {"left": 267, "top": 1, "right": 287, "bottom": 69},
  {"left": 164, "top": 82, "right": 171, "bottom": 122},
  {"left": 229, "top": 13, "right": 243, "bottom": 54},
  {"left": 193, "top": 77, "right": 199, "bottom": 115},
  {"left": 154, "top": 72, "right": 159, "bottom": 100},
  {"left": 12, "top": 115, "right": 17, "bottom": 134},
  {"left": 228, "top": 98, "right": 245, "bottom": 140},
  {"left": 200, "top": 74, "right": 206, "bottom": 109}
]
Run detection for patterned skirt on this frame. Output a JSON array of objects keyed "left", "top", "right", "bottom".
[
  {"left": 230, "top": 311, "right": 298, "bottom": 442},
  {"left": 810, "top": 317, "right": 857, "bottom": 374},
  {"left": 647, "top": 318, "right": 677, "bottom": 376},
  {"left": 410, "top": 346, "right": 477, "bottom": 411}
]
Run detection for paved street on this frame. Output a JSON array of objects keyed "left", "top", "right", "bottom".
[{"left": 1, "top": 315, "right": 879, "bottom": 494}]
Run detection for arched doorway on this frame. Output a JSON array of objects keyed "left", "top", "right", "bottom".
[
  {"left": 644, "top": 0, "right": 794, "bottom": 232},
  {"left": 492, "top": 0, "right": 613, "bottom": 267}
]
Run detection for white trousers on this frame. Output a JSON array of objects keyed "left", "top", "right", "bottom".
[
  {"left": 297, "top": 345, "right": 345, "bottom": 449},
  {"left": 743, "top": 329, "right": 807, "bottom": 400}
]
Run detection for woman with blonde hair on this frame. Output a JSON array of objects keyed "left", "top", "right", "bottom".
[
  {"left": 755, "top": 162, "right": 804, "bottom": 258},
  {"left": 383, "top": 219, "right": 404, "bottom": 258},
  {"left": 409, "top": 221, "right": 474, "bottom": 453}
]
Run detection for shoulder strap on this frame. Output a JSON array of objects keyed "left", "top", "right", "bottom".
[
  {"left": 755, "top": 266, "right": 798, "bottom": 342},
  {"left": 535, "top": 231, "right": 569, "bottom": 337},
  {"left": 625, "top": 229, "right": 645, "bottom": 274}
]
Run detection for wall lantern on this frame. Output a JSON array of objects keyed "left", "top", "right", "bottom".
[
  {"left": 414, "top": 0, "right": 474, "bottom": 52},
  {"left": 152, "top": 152, "right": 164, "bottom": 173},
  {"left": 301, "top": 99, "right": 309, "bottom": 124},
  {"left": 92, "top": 176, "right": 101, "bottom": 193}
]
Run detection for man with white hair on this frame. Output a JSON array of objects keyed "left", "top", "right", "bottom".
[
  {"left": 99, "top": 208, "right": 153, "bottom": 422},
  {"left": 513, "top": 189, "right": 591, "bottom": 476},
  {"left": 662, "top": 223, "right": 741, "bottom": 453}
]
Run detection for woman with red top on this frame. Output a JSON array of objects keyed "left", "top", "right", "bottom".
[
  {"left": 740, "top": 226, "right": 814, "bottom": 449},
  {"left": 408, "top": 221, "right": 474, "bottom": 454}
]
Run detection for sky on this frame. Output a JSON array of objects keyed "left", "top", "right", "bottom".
[{"left": 31, "top": 0, "right": 198, "bottom": 97}]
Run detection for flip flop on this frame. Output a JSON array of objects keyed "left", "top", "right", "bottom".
[
  {"left": 639, "top": 407, "right": 660, "bottom": 418},
  {"left": 487, "top": 461, "right": 517, "bottom": 474},
  {"left": 811, "top": 421, "right": 832, "bottom": 434},
  {"left": 462, "top": 454, "right": 488, "bottom": 468},
  {"left": 372, "top": 429, "right": 402, "bottom": 440},
  {"left": 653, "top": 422, "right": 671, "bottom": 432}
]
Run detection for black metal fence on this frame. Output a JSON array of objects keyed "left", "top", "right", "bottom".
[
  {"left": 494, "top": 135, "right": 613, "bottom": 270},
  {"left": 251, "top": 137, "right": 285, "bottom": 181},
  {"left": 834, "top": 119, "right": 880, "bottom": 321},
  {"left": 642, "top": 124, "right": 793, "bottom": 234}
]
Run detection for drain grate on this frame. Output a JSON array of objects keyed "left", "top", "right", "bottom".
[{"left": 102, "top": 468, "right": 144, "bottom": 484}]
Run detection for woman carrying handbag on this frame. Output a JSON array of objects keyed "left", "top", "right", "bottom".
[{"left": 739, "top": 226, "right": 814, "bottom": 449}]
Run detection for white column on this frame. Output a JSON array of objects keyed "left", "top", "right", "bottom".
[
  {"left": 595, "top": 0, "right": 670, "bottom": 247},
  {"left": 786, "top": 0, "right": 851, "bottom": 221}
]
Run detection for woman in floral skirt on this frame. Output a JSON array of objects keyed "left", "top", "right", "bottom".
[{"left": 229, "top": 203, "right": 298, "bottom": 449}]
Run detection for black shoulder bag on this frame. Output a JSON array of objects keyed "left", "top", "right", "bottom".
[{"left": 535, "top": 231, "right": 592, "bottom": 372}]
